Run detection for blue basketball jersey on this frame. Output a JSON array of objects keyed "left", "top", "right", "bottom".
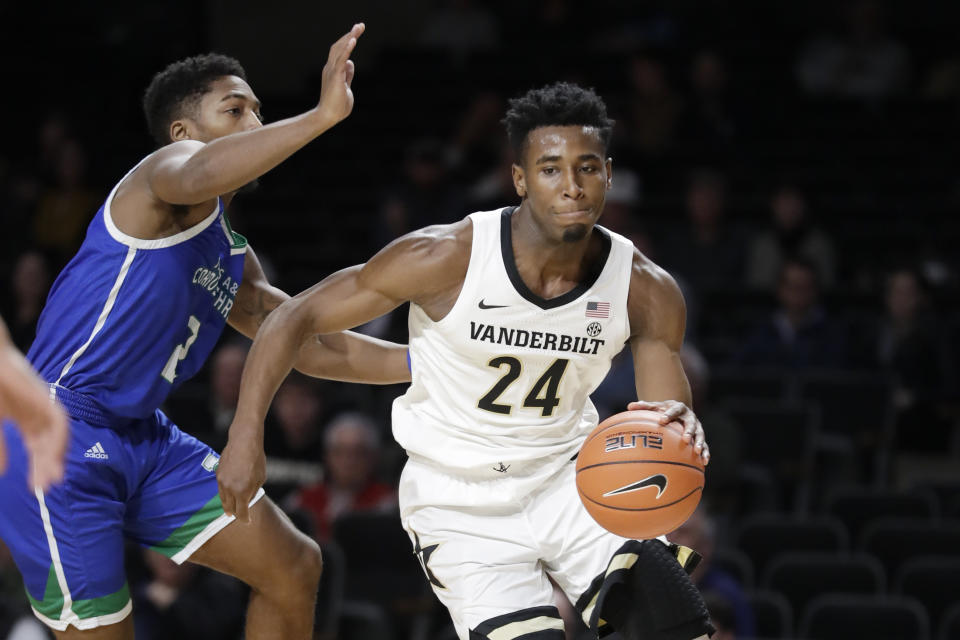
[{"left": 28, "top": 161, "right": 247, "bottom": 420}]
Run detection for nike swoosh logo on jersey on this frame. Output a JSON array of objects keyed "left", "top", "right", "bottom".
[
  {"left": 478, "top": 299, "right": 509, "bottom": 309},
  {"left": 603, "top": 474, "right": 667, "bottom": 499}
]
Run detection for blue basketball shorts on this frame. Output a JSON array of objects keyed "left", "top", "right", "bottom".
[{"left": 0, "top": 388, "right": 263, "bottom": 631}]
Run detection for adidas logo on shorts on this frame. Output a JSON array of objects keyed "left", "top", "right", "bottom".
[{"left": 84, "top": 442, "right": 109, "bottom": 460}]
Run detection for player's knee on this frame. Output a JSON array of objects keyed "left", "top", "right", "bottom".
[{"left": 265, "top": 532, "right": 322, "bottom": 597}]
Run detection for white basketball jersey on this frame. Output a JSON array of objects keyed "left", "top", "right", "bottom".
[{"left": 392, "top": 207, "right": 635, "bottom": 486}]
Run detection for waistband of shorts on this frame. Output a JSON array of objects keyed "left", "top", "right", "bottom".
[{"left": 49, "top": 384, "right": 135, "bottom": 429}]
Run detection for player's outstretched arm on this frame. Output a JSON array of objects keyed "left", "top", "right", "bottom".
[
  {"left": 0, "top": 318, "right": 68, "bottom": 490},
  {"left": 218, "top": 223, "right": 467, "bottom": 521},
  {"left": 624, "top": 253, "right": 710, "bottom": 465},
  {"left": 228, "top": 245, "right": 410, "bottom": 384},
  {"left": 147, "top": 23, "right": 365, "bottom": 206}
]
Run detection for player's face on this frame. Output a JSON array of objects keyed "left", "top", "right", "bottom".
[
  {"left": 179, "top": 75, "right": 263, "bottom": 143},
  {"left": 513, "top": 125, "right": 612, "bottom": 243}
]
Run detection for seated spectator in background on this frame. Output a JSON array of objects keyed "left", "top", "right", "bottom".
[
  {"left": 0, "top": 250, "right": 51, "bottom": 352},
  {"left": 288, "top": 412, "right": 397, "bottom": 542},
  {"left": 677, "top": 50, "right": 742, "bottom": 160},
  {"left": 746, "top": 182, "right": 836, "bottom": 290},
  {"left": 163, "top": 341, "right": 249, "bottom": 452},
  {"left": 418, "top": 0, "right": 500, "bottom": 60},
  {"left": 32, "top": 137, "right": 100, "bottom": 266},
  {"left": 796, "top": 0, "right": 910, "bottom": 100},
  {"left": 874, "top": 268, "right": 957, "bottom": 452},
  {"left": 0, "top": 540, "right": 49, "bottom": 640},
  {"left": 263, "top": 372, "right": 326, "bottom": 501},
  {"left": 659, "top": 169, "right": 745, "bottom": 296},
  {"left": 619, "top": 53, "right": 684, "bottom": 158},
  {"left": 668, "top": 504, "right": 755, "bottom": 639},
  {"left": 376, "top": 137, "right": 465, "bottom": 250},
  {"left": 734, "top": 258, "right": 847, "bottom": 369},
  {"left": 132, "top": 549, "right": 246, "bottom": 640}
]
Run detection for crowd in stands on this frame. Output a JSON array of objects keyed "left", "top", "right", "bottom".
[{"left": 2, "top": 1, "right": 959, "bottom": 639}]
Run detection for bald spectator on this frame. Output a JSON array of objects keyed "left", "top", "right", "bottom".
[{"left": 288, "top": 412, "right": 397, "bottom": 542}]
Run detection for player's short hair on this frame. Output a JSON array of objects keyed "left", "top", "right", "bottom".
[
  {"left": 142, "top": 53, "right": 247, "bottom": 146},
  {"left": 502, "top": 81, "right": 615, "bottom": 162}
]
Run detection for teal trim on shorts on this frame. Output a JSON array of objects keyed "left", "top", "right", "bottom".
[
  {"left": 150, "top": 492, "right": 225, "bottom": 558},
  {"left": 27, "top": 564, "right": 130, "bottom": 620}
]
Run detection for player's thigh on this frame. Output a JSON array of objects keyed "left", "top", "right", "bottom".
[
  {"left": 187, "top": 496, "right": 321, "bottom": 594},
  {"left": 402, "top": 504, "right": 564, "bottom": 640},
  {"left": 0, "top": 421, "right": 131, "bottom": 634}
]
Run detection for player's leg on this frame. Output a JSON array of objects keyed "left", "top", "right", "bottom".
[
  {"left": 534, "top": 461, "right": 712, "bottom": 640},
  {"left": 398, "top": 460, "right": 564, "bottom": 640},
  {"left": 125, "top": 411, "right": 321, "bottom": 640},
  {"left": 0, "top": 420, "right": 135, "bottom": 639},
  {"left": 187, "top": 497, "right": 322, "bottom": 639}
]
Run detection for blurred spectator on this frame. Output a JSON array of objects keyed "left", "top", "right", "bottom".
[
  {"left": 680, "top": 345, "right": 741, "bottom": 512},
  {"left": 32, "top": 138, "right": 99, "bottom": 265},
  {"left": 658, "top": 169, "right": 745, "bottom": 296},
  {"left": 601, "top": 167, "right": 643, "bottom": 233},
  {"left": 0, "top": 540, "right": 49, "bottom": 640},
  {"left": 448, "top": 90, "right": 507, "bottom": 180},
  {"left": 677, "top": 50, "right": 742, "bottom": 160},
  {"left": 132, "top": 548, "right": 245, "bottom": 640},
  {"left": 467, "top": 141, "right": 518, "bottom": 212},
  {"left": 263, "top": 373, "right": 326, "bottom": 501},
  {"left": 702, "top": 591, "right": 737, "bottom": 640},
  {"left": 620, "top": 53, "right": 684, "bottom": 158},
  {"left": 288, "top": 412, "right": 397, "bottom": 542},
  {"left": 162, "top": 341, "right": 249, "bottom": 452},
  {"left": 873, "top": 268, "right": 957, "bottom": 452},
  {"left": 668, "top": 504, "right": 755, "bottom": 638},
  {"left": 418, "top": 0, "right": 500, "bottom": 60},
  {"left": 0, "top": 250, "right": 52, "bottom": 352},
  {"left": 376, "top": 137, "right": 466, "bottom": 249},
  {"left": 796, "top": 0, "right": 911, "bottom": 99},
  {"left": 745, "top": 182, "right": 837, "bottom": 290},
  {"left": 733, "top": 257, "right": 847, "bottom": 369}
]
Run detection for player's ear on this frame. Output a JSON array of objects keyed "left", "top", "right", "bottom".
[
  {"left": 512, "top": 164, "right": 526, "bottom": 199},
  {"left": 170, "top": 119, "right": 190, "bottom": 142}
]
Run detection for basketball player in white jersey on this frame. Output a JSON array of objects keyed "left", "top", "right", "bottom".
[{"left": 223, "top": 82, "right": 714, "bottom": 640}]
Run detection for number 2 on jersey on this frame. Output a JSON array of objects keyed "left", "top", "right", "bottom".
[
  {"left": 478, "top": 356, "right": 569, "bottom": 417},
  {"left": 161, "top": 316, "right": 201, "bottom": 383}
]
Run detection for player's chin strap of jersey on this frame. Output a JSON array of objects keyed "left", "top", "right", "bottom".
[{"left": 575, "top": 539, "right": 714, "bottom": 640}]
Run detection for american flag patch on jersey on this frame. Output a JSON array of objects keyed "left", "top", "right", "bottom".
[{"left": 585, "top": 301, "right": 610, "bottom": 318}]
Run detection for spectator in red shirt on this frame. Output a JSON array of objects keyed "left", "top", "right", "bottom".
[{"left": 289, "top": 411, "right": 397, "bottom": 542}]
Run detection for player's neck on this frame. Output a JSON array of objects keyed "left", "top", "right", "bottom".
[{"left": 511, "top": 205, "right": 598, "bottom": 295}]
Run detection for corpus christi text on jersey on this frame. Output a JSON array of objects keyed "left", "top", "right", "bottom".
[{"left": 469, "top": 321, "right": 605, "bottom": 355}]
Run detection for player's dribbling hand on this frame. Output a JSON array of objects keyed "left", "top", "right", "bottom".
[
  {"left": 217, "top": 432, "right": 266, "bottom": 524},
  {"left": 316, "top": 22, "right": 365, "bottom": 127},
  {"left": 627, "top": 399, "right": 710, "bottom": 465}
]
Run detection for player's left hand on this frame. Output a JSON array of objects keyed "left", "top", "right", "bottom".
[
  {"left": 217, "top": 431, "right": 266, "bottom": 524},
  {"left": 628, "top": 399, "right": 710, "bottom": 465}
]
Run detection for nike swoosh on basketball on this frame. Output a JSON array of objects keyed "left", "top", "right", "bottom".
[
  {"left": 603, "top": 474, "right": 667, "bottom": 499},
  {"left": 478, "top": 299, "right": 508, "bottom": 309}
]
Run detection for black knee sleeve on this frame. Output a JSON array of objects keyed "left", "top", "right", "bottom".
[{"left": 576, "top": 540, "right": 713, "bottom": 640}]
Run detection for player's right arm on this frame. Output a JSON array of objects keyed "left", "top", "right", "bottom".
[
  {"left": 0, "top": 318, "right": 68, "bottom": 490},
  {"left": 217, "top": 221, "right": 470, "bottom": 520},
  {"left": 147, "top": 24, "right": 363, "bottom": 206}
]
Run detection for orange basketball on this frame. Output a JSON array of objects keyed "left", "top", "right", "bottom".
[{"left": 575, "top": 409, "right": 705, "bottom": 539}]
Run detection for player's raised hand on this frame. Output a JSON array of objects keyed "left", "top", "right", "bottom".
[
  {"left": 217, "top": 429, "right": 266, "bottom": 524},
  {"left": 627, "top": 399, "right": 710, "bottom": 465},
  {"left": 316, "top": 22, "right": 365, "bottom": 127}
]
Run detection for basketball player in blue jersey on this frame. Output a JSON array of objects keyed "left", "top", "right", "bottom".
[
  {"left": 225, "top": 82, "right": 714, "bottom": 640},
  {"left": 0, "top": 316, "right": 68, "bottom": 491},
  {"left": 0, "top": 23, "right": 411, "bottom": 639}
]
